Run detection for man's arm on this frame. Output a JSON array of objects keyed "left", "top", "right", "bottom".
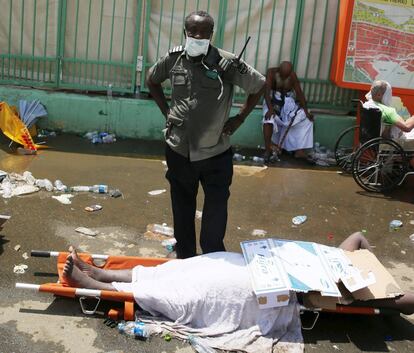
[
  {"left": 292, "top": 71, "right": 312, "bottom": 120},
  {"left": 264, "top": 68, "right": 276, "bottom": 120},
  {"left": 146, "top": 77, "right": 170, "bottom": 119},
  {"left": 394, "top": 115, "right": 414, "bottom": 133},
  {"left": 222, "top": 85, "right": 265, "bottom": 136}
]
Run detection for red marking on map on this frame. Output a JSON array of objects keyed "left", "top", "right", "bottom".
[{"left": 347, "top": 22, "right": 414, "bottom": 80}]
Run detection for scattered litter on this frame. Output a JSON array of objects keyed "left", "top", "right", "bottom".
[
  {"left": 54, "top": 179, "right": 67, "bottom": 192},
  {"left": 308, "top": 143, "right": 336, "bottom": 167},
  {"left": 251, "top": 156, "right": 265, "bottom": 164},
  {"left": 164, "top": 333, "right": 172, "bottom": 342},
  {"left": 161, "top": 161, "right": 167, "bottom": 166},
  {"left": 401, "top": 250, "right": 406, "bottom": 255},
  {"left": 127, "top": 244, "right": 135, "bottom": 248},
  {"left": 110, "top": 189, "right": 122, "bottom": 198},
  {"left": 13, "top": 264, "right": 28, "bottom": 274},
  {"left": 35, "top": 178, "right": 54, "bottom": 191},
  {"left": 84, "top": 131, "right": 116, "bottom": 144},
  {"left": 0, "top": 170, "right": 7, "bottom": 182},
  {"left": 410, "top": 234, "right": 414, "bottom": 243},
  {"left": 75, "top": 227, "right": 98, "bottom": 236},
  {"left": 148, "top": 189, "right": 166, "bottom": 196},
  {"left": 251, "top": 229, "right": 267, "bottom": 237},
  {"left": 12, "top": 185, "right": 39, "bottom": 196},
  {"left": 292, "top": 215, "right": 307, "bottom": 225},
  {"left": 147, "top": 223, "right": 174, "bottom": 237},
  {"left": 52, "top": 194, "right": 74, "bottom": 205},
  {"left": 161, "top": 238, "right": 177, "bottom": 252},
  {"left": 14, "top": 244, "right": 21, "bottom": 251},
  {"left": 237, "top": 226, "right": 241, "bottom": 230},
  {"left": 389, "top": 220, "right": 403, "bottom": 231},
  {"left": 195, "top": 210, "right": 202, "bottom": 219},
  {"left": 327, "top": 233, "right": 334, "bottom": 240},
  {"left": 336, "top": 171, "right": 343, "bottom": 174},
  {"left": 233, "top": 153, "right": 245, "bottom": 162},
  {"left": 332, "top": 345, "right": 340, "bottom": 350},
  {"left": 409, "top": 220, "right": 414, "bottom": 225},
  {"left": 37, "top": 129, "right": 56, "bottom": 138},
  {"left": 84, "top": 204, "right": 103, "bottom": 212},
  {"left": 0, "top": 214, "right": 11, "bottom": 227},
  {"left": 362, "top": 229, "right": 367, "bottom": 233},
  {"left": 22, "top": 252, "right": 29, "bottom": 260}
]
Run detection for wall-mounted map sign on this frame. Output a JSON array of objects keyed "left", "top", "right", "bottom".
[{"left": 331, "top": 0, "right": 414, "bottom": 95}]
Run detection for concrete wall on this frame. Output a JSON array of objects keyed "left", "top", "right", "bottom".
[{"left": 0, "top": 86, "right": 356, "bottom": 150}]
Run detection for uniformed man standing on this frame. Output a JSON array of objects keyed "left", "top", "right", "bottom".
[{"left": 146, "top": 10, "right": 265, "bottom": 259}]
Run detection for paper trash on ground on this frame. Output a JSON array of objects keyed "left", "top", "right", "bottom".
[{"left": 241, "top": 238, "right": 378, "bottom": 309}]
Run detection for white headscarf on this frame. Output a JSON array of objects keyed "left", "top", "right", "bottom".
[{"left": 365, "top": 81, "right": 393, "bottom": 106}]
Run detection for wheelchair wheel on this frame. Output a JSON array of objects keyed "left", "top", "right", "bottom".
[
  {"left": 334, "top": 125, "right": 360, "bottom": 172},
  {"left": 352, "top": 138, "right": 408, "bottom": 192}
]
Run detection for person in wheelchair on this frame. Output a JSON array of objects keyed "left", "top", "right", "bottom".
[{"left": 364, "top": 80, "right": 414, "bottom": 140}]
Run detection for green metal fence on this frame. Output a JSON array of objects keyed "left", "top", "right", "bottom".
[
  {"left": 0, "top": 0, "right": 142, "bottom": 93},
  {"left": 0, "top": 0, "right": 357, "bottom": 108}
]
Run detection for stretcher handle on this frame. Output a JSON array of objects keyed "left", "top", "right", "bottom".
[{"left": 31, "top": 250, "right": 56, "bottom": 257}]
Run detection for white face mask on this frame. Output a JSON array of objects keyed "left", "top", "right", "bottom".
[
  {"left": 184, "top": 35, "right": 210, "bottom": 57},
  {"left": 381, "top": 82, "right": 393, "bottom": 106}
]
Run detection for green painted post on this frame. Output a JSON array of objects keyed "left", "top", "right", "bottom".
[{"left": 131, "top": 0, "right": 143, "bottom": 92}]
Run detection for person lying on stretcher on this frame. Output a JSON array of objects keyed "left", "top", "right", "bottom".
[{"left": 63, "top": 232, "right": 414, "bottom": 316}]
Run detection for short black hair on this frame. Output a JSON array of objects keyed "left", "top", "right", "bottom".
[{"left": 184, "top": 11, "right": 214, "bottom": 33}]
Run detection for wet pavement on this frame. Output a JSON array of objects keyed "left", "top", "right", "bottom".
[{"left": 0, "top": 134, "right": 413, "bottom": 353}]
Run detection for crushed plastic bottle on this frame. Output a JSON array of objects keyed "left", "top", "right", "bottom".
[
  {"left": 233, "top": 153, "right": 245, "bottom": 162},
  {"left": 161, "top": 238, "right": 177, "bottom": 252},
  {"left": 188, "top": 335, "right": 216, "bottom": 353},
  {"left": 118, "top": 321, "right": 158, "bottom": 339},
  {"left": 147, "top": 223, "right": 174, "bottom": 237},
  {"left": 35, "top": 178, "right": 54, "bottom": 191},
  {"left": 90, "top": 185, "right": 109, "bottom": 194},
  {"left": 389, "top": 220, "right": 403, "bottom": 231},
  {"left": 54, "top": 180, "right": 68, "bottom": 192},
  {"left": 251, "top": 156, "right": 265, "bottom": 164},
  {"left": 102, "top": 134, "right": 116, "bottom": 143},
  {"left": 71, "top": 185, "right": 91, "bottom": 192}
]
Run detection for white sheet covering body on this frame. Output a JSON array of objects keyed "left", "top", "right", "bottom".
[
  {"left": 262, "top": 91, "right": 313, "bottom": 152},
  {"left": 112, "top": 252, "right": 303, "bottom": 353}
]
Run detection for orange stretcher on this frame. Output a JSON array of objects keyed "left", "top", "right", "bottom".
[
  {"left": 16, "top": 250, "right": 169, "bottom": 321},
  {"left": 15, "top": 250, "right": 399, "bottom": 326}
]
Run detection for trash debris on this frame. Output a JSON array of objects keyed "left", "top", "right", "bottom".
[
  {"left": 327, "top": 233, "right": 334, "bottom": 240},
  {"left": 307, "top": 143, "right": 336, "bottom": 167},
  {"left": 401, "top": 250, "right": 406, "bottom": 255},
  {"left": 389, "top": 220, "right": 403, "bottom": 231},
  {"left": 233, "top": 153, "right": 245, "bottom": 162},
  {"left": 148, "top": 189, "right": 166, "bottom": 196},
  {"left": 164, "top": 333, "right": 172, "bottom": 342},
  {"left": 410, "top": 220, "right": 414, "bottom": 225},
  {"left": 195, "top": 210, "right": 202, "bottom": 220},
  {"left": 11, "top": 185, "right": 39, "bottom": 196},
  {"left": 35, "top": 178, "right": 54, "bottom": 191},
  {"left": 37, "top": 129, "right": 56, "bottom": 138},
  {"left": 251, "top": 229, "right": 267, "bottom": 237},
  {"left": 0, "top": 214, "right": 11, "bottom": 227},
  {"left": 161, "top": 238, "right": 177, "bottom": 252},
  {"left": 362, "top": 229, "right": 367, "bottom": 233},
  {"left": 251, "top": 156, "right": 265, "bottom": 164},
  {"left": 0, "top": 170, "right": 7, "bottom": 182},
  {"left": 147, "top": 223, "right": 174, "bottom": 237},
  {"left": 332, "top": 345, "right": 340, "bottom": 350},
  {"left": 75, "top": 227, "right": 98, "bottom": 236},
  {"left": 14, "top": 244, "right": 21, "bottom": 251},
  {"left": 13, "top": 264, "right": 28, "bottom": 274},
  {"left": 84, "top": 131, "right": 116, "bottom": 144},
  {"left": 410, "top": 234, "right": 414, "bottom": 243},
  {"left": 90, "top": 184, "right": 109, "bottom": 194},
  {"left": 22, "top": 252, "right": 29, "bottom": 260},
  {"left": 110, "top": 189, "right": 122, "bottom": 198},
  {"left": 292, "top": 215, "right": 307, "bottom": 225},
  {"left": 54, "top": 180, "right": 68, "bottom": 192},
  {"left": 161, "top": 161, "right": 167, "bottom": 166},
  {"left": 52, "top": 194, "right": 74, "bottom": 205},
  {"left": 85, "top": 204, "right": 103, "bottom": 212}
]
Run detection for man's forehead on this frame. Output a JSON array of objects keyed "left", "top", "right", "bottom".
[{"left": 187, "top": 15, "right": 211, "bottom": 28}]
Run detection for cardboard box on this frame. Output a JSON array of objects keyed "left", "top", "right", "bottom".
[{"left": 240, "top": 238, "right": 401, "bottom": 309}]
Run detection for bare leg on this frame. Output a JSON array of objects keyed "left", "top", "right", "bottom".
[
  {"left": 355, "top": 293, "right": 414, "bottom": 316},
  {"left": 263, "top": 123, "right": 273, "bottom": 156},
  {"left": 339, "top": 232, "right": 372, "bottom": 252},
  {"left": 70, "top": 247, "right": 133, "bottom": 283},
  {"left": 63, "top": 255, "right": 116, "bottom": 290}
]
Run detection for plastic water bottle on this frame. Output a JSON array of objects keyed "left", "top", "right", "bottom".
[
  {"left": 71, "top": 185, "right": 90, "bottom": 192},
  {"left": 147, "top": 223, "right": 174, "bottom": 237},
  {"left": 188, "top": 335, "right": 216, "bottom": 353},
  {"left": 102, "top": 134, "right": 116, "bottom": 143},
  {"left": 161, "top": 238, "right": 177, "bottom": 252},
  {"left": 90, "top": 184, "right": 109, "bottom": 194},
  {"left": 118, "top": 321, "right": 158, "bottom": 339},
  {"left": 54, "top": 180, "right": 68, "bottom": 192},
  {"left": 233, "top": 153, "right": 245, "bottom": 162},
  {"left": 252, "top": 156, "right": 265, "bottom": 164}
]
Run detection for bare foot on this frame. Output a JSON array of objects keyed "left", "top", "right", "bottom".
[
  {"left": 69, "top": 246, "right": 104, "bottom": 281},
  {"left": 62, "top": 254, "right": 100, "bottom": 288}
]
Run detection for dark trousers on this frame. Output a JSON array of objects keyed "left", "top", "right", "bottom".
[{"left": 165, "top": 146, "right": 233, "bottom": 259}]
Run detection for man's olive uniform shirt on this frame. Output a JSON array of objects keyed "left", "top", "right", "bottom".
[{"left": 149, "top": 46, "right": 265, "bottom": 161}]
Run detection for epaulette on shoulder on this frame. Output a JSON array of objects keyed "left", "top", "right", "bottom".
[{"left": 168, "top": 45, "right": 184, "bottom": 54}]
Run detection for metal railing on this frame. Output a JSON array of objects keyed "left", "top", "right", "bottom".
[{"left": 0, "top": 0, "right": 357, "bottom": 109}]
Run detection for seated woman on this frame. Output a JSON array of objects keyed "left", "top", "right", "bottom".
[{"left": 63, "top": 232, "right": 414, "bottom": 317}]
